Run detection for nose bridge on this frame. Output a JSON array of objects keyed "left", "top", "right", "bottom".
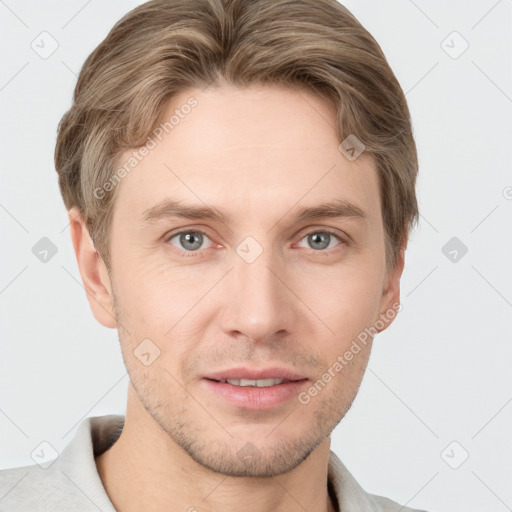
[{"left": 220, "top": 239, "right": 293, "bottom": 341}]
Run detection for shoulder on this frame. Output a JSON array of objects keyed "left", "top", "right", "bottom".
[
  {"left": 0, "top": 462, "right": 70, "bottom": 510},
  {"left": 328, "top": 450, "right": 434, "bottom": 512},
  {"left": 0, "top": 415, "right": 122, "bottom": 511},
  {"left": 369, "top": 493, "right": 431, "bottom": 512}
]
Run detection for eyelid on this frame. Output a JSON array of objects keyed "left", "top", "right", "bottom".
[
  {"left": 164, "top": 225, "right": 214, "bottom": 242},
  {"left": 165, "top": 228, "right": 216, "bottom": 252},
  {"left": 296, "top": 225, "right": 346, "bottom": 240},
  {"left": 165, "top": 226, "right": 348, "bottom": 257},
  {"left": 294, "top": 224, "right": 351, "bottom": 246},
  {"left": 294, "top": 227, "right": 347, "bottom": 250}
]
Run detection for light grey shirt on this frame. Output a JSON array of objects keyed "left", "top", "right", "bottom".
[{"left": 0, "top": 415, "right": 428, "bottom": 511}]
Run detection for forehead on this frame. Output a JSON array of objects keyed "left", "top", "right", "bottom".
[{"left": 112, "top": 84, "right": 381, "bottom": 228}]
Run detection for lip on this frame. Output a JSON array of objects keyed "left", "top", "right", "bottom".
[
  {"left": 203, "top": 366, "right": 307, "bottom": 382},
  {"left": 202, "top": 378, "right": 309, "bottom": 410}
]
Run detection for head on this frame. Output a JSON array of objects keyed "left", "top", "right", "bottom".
[{"left": 56, "top": 0, "right": 418, "bottom": 477}]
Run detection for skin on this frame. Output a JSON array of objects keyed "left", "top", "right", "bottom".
[{"left": 69, "top": 83, "right": 405, "bottom": 512}]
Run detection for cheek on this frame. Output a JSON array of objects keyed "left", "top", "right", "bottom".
[
  {"left": 111, "top": 260, "right": 219, "bottom": 380},
  {"left": 112, "top": 254, "right": 196, "bottom": 323},
  {"left": 294, "top": 259, "right": 384, "bottom": 340}
]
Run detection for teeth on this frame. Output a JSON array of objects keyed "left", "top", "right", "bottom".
[{"left": 220, "top": 378, "right": 285, "bottom": 387}]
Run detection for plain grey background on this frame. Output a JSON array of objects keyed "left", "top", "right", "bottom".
[{"left": 1, "top": 1, "right": 511, "bottom": 511}]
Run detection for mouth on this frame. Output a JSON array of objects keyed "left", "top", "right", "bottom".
[
  {"left": 203, "top": 366, "right": 308, "bottom": 383},
  {"left": 201, "top": 367, "right": 309, "bottom": 410},
  {"left": 213, "top": 377, "right": 291, "bottom": 387}
]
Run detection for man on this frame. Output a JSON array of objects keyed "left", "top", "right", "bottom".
[{"left": 0, "top": 0, "right": 428, "bottom": 510}]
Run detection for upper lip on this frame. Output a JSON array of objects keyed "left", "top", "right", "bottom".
[{"left": 203, "top": 367, "right": 308, "bottom": 382}]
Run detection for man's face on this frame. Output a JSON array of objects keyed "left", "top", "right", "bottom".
[{"left": 105, "top": 84, "right": 399, "bottom": 477}]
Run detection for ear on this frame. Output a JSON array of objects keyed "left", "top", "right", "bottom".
[
  {"left": 375, "top": 243, "right": 406, "bottom": 334},
  {"left": 68, "top": 207, "right": 117, "bottom": 328}
]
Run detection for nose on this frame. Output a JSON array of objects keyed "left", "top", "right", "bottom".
[{"left": 219, "top": 244, "right": 297, "bottom": 344}]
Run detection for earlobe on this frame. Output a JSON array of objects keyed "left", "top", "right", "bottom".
[{"left": 68, "top": 207, "right": 117, "bottom": 329}]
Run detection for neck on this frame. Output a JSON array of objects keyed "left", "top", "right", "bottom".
[{"left": 95, "top": 384, "right": 336, "bottom": 512}]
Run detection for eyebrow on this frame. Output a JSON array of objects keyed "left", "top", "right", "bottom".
[{"left": 141, "top": 197, "right": 369, "bottom": 225}]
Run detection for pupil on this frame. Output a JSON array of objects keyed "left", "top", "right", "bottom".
[
  {"left": 182, "top": 232, "right": 202, "bottom": 250},
  {"left": 310, "top": 233, "right": 329, "bottom": 250}
]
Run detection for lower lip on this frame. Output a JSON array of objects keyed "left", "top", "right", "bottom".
[{"left": 202, "top": 379, "right": 309, "bottom": 410}]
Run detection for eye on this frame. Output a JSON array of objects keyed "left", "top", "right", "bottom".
[
  {"left": 165, "top": 228, "right": 345, "bottom": 257},
  {"left": 296, "top": 230, "right": 344, "bottom": 251},
  {"left": 167, "top": 230, "right": 212, "bottom": 253}
]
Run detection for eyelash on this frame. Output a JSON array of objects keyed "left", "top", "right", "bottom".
[{"left": 165, "top": 228, "right": 347, "bottom": 258}]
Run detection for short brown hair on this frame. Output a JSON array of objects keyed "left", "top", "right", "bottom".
[{"left": 55, "top": 0, "right": 419, "bottom": 273}]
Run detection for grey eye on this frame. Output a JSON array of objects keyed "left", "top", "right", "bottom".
[
  {"left": 298, "top": 232, "right": 341, "bottom": 251},
  {"left": 169, "top": 231, "right": 208, "bottom": 251}
]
